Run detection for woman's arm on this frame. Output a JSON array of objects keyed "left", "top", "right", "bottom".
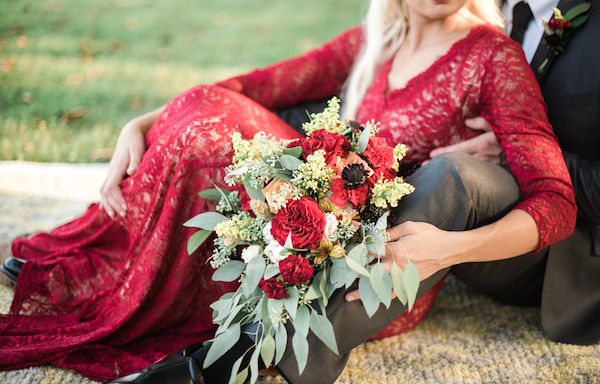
[{"left": 216, "top": 27, "right": 363, "bottom": 110}]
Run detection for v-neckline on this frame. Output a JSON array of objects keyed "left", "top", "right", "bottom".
[{"left": 383, "top": 24, "right": 486, "bottom": 98}]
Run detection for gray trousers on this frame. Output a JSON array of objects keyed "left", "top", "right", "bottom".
[{"left": 277, "top": 152, "right": 547, "bottom": 383}]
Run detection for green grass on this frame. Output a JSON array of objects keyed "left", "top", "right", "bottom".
[{"left": 0, "top": 0, "right": 365, "bottom": 162}]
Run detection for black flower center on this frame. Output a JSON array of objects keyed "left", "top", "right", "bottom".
[{"left": 342, "top": 163, "right": 368, "bottom": 190}]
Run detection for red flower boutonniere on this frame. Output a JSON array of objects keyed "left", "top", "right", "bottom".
[{"left": 538, "top": 3, "right": 592, "bottom": 73}]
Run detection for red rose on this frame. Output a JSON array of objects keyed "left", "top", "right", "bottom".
[
  {"left": 279, "top": 254, "right": 314, "bottom": 285},
  {"left": 259, "top": 277, "right": 288, "bottom": 299},
  {"left": 330, "top": 177, "right": 369, "bottom": 208},
  {"left": 363, "top": 137, "right": 394, "bottom": 170},
  {"left": 301, "top": 129, "right": 350, "bottom": 165},
  {"left": 271, "top": 196, "right": 326, "bottom": 249},
  {"left": 548, "top": 18, "right": 572, "bottom": 30}
]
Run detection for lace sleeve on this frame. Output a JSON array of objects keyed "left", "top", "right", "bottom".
[
  {"left": 479, "top": 37, "right": 577, "bottom": 250},
  {"left": 216, "top": 27, "right": 363, "bottom": 110}
]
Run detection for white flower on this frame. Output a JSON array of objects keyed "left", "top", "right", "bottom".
[
  {"left": 262, "top": 222, "right": 275, "bottom": 244},
  {"left": 324, "top": 213, "right": 339, "bottom": 241},
  {"left": 264, "top": 240, "right": 288, "bottom": 264},
  {"left": 241, "top": 245, "right": 261, "bottom": 263}
]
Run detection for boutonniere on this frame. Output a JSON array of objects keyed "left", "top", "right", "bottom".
[{"left": 538, "top": 3, "right": 592, "bottom": 73}]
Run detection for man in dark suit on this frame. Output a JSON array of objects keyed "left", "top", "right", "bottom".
[{"left": 431, "top": 0, "right": 600, "bottom": 345}]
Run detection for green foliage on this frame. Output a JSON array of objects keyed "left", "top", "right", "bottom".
[{"left": 0, "top": 0, "right": 364, "bottom": 162}]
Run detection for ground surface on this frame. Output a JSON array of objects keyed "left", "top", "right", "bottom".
[{"left": 0, "top": 162, "right": 599, "bottom": 383}]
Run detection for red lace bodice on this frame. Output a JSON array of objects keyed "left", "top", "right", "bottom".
[{"left": 220, "top": 24, "right": 576, "bottom": 250}]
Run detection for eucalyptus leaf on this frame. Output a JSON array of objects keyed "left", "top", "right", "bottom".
[
  {"left": 330, "top": 258, "right": 350, "bottom": 288},
  {"left": 281, "top": 286, "right": 299, "bottom": 318},
  {"left": 319, "top": 267, "right": 329, "bottom": 305},
  {"left": 213, "top": 260, "right": 246, "bottom": 282},
  {"left": 295, "top": 305, "right": 310, "bottom": 337},
  {"left": 187, "top": 229, "right": 212, "bottom": 255},
  {"left": 183, "top": 212, "right": 228, "bottom": 230},
  {"left": 260, "top": 333, "right": 276, "bottom": 368},
  {"left": 279, "top": 154, "right": 303, "bottom": 171},
  {"left": 564, "top": 2, "right": 591, "bottom": 20},
  {"left": 267, "top": 298, "right": 284, "bottom": 324},
  {"left": 273, "top": 169, "right": 293, "bottom": 182},
  {"left": 391, "top": 263, "right": 408, "bottom": 306},
  {"left": 359, "top": 275, "right": 380, "bottom": 317},
  {"left": 404, "top": 261, "right": 420, "bottom": 309},
  {"left": 198, "top": 188, "right": 224, "bottom": 201},
  {"left": 375, "top": 211, "right": 390, "bottom": 230},
  {"left": 243, "top": 180, "right": 265, "bottom": 201},
  {"left": 357, "top": 125, "right": 372, "bottom": 153},
  {"left": 203, "top": 322, "right": 241, "bottom": 368},
  {"left": 249, "top": 336, "right": 262, "bottom": 384},
  {"left": 275, "top": 322, "right": 288, "bottom": 364},
  {"left": 346, "top": 244, "right": 370, "bottom": 277},
  {"left": 244, "top": 256, "right": 266, "bottom": 295},
  {"left": 264, "top": 264, "right": 280, "bottom": 279},
  {"left": 283, "top": 146, "right": 303, "bottom": 158},
  {"left": 234, "top": 367, "right": 249, "bottom": 384},
  {"left": 292, "top": 331, "right": 309, "bottom": 374},
  {"left": 305, "top": 272, "right": 323, "bottom": 300},
  {"left": 228, "top": 355, "right": 245, "bottom": 384},
  {"left": 309, "top": 311, "right": 339, "bottom": 355},
  {"left": 370, "top": 263, "right": 393, "bottom": 308},
  {"left": 218, "top": 303, "right": 245, "bottom": 334}
]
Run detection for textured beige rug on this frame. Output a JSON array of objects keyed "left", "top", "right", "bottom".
[{"left": 1, "top": 161, "right": 599, "bottom": 384}]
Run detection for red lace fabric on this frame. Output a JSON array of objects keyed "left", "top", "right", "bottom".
[{"left": 1, "top": 24, "right": 575, "bottom": 381}]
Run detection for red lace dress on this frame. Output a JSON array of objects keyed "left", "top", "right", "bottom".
[{"left": 0, "top": 25, "right": 575, "bottom": 381}]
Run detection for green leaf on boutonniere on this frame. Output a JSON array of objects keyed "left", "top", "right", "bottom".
[
  {"left": 370, "top": 263, "right": 393, "bottom": 308},
  {"left": 212, "top": 260, "right": 246, "bottom": 282},
  {"left": 564, "top": 2, "right": 591, "bottom": 20},
  {"left": 309, "top": 310, "right": 339, "bottom": 355},
  {"left": 404, "top": 260, "right": 420, "bottom": 309},
  {"left": 187, "top": 229, "right": 212, "bottom": 255},
  {"left": 359, "top": 274, "right": 380, "bottom": 317},
  {"left": 571, "top": 14, "right": 589, "bottom": 29},
  {"left": 183, "top": 211, "right": 227, "bottom": 230}
]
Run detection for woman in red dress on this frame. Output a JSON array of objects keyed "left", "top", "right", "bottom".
[{"left": 0, "top": 0, "right": 575, "bottom": 382}]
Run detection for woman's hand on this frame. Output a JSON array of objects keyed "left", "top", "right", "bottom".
[
  {"left": 99, "top": 120, "right": 146, "bottom": 218},
  {"left": 345, "top": 221, "right": 459, "bottom": 302}
]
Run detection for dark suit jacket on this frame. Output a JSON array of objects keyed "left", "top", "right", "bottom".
[{"left": 534, "top": 0, "right": 600, "bottom": 345}]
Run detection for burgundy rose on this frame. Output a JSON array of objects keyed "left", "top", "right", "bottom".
[
  {"left": 301, "top": 129, "right": 350, "bottom": 165},
  {"left": 259, "top": 277, "right": 288, "bottom": 299},
  {"left": 330, "top": 177, "right": 369, "bottom": 208},
  {"left": 279, "top": 254, "right": 314, "bottom": 285},
  {"left": 270, "top": 196, "right": 326, "bottom": 249},
  {"left": 363, "top": 137, "right": 394, "bottom": 170},
  {"left": 548, "top": 18, "right": 572, "bottom": 30}
]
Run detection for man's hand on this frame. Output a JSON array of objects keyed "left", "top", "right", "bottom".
[
  {"left": 429, "top": 117, "right": 502, "bottom": 164},
  {"left": 345, "top": 221, "right": 456, "bottom": 302}
]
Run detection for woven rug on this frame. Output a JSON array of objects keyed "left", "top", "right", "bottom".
[{"left": 0, "top": 162, "right": 599, "bottom": 384}]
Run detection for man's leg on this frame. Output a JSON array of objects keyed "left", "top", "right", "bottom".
[{"left": 276, "top": 152, "right": 524, "bottom": 383}]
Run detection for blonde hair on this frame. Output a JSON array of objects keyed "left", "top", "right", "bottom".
[{"left": 341, "top": 0, "right": 504, "bottom": 118}]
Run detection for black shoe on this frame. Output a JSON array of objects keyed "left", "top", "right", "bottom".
[
  {"left": 0, "top": 256, "right": 25, "bottom": 284},
  {"left": 105, "top": 344, "right": 205, "bottom": 384}
]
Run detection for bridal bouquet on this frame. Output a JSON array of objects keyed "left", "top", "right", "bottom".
[{"left": 185, "top": 98, "right": 419, "bottom": 383}]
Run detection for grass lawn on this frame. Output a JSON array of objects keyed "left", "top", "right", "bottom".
[{"left": 0, "top": 0, "right": 365, "bottom": 162}]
